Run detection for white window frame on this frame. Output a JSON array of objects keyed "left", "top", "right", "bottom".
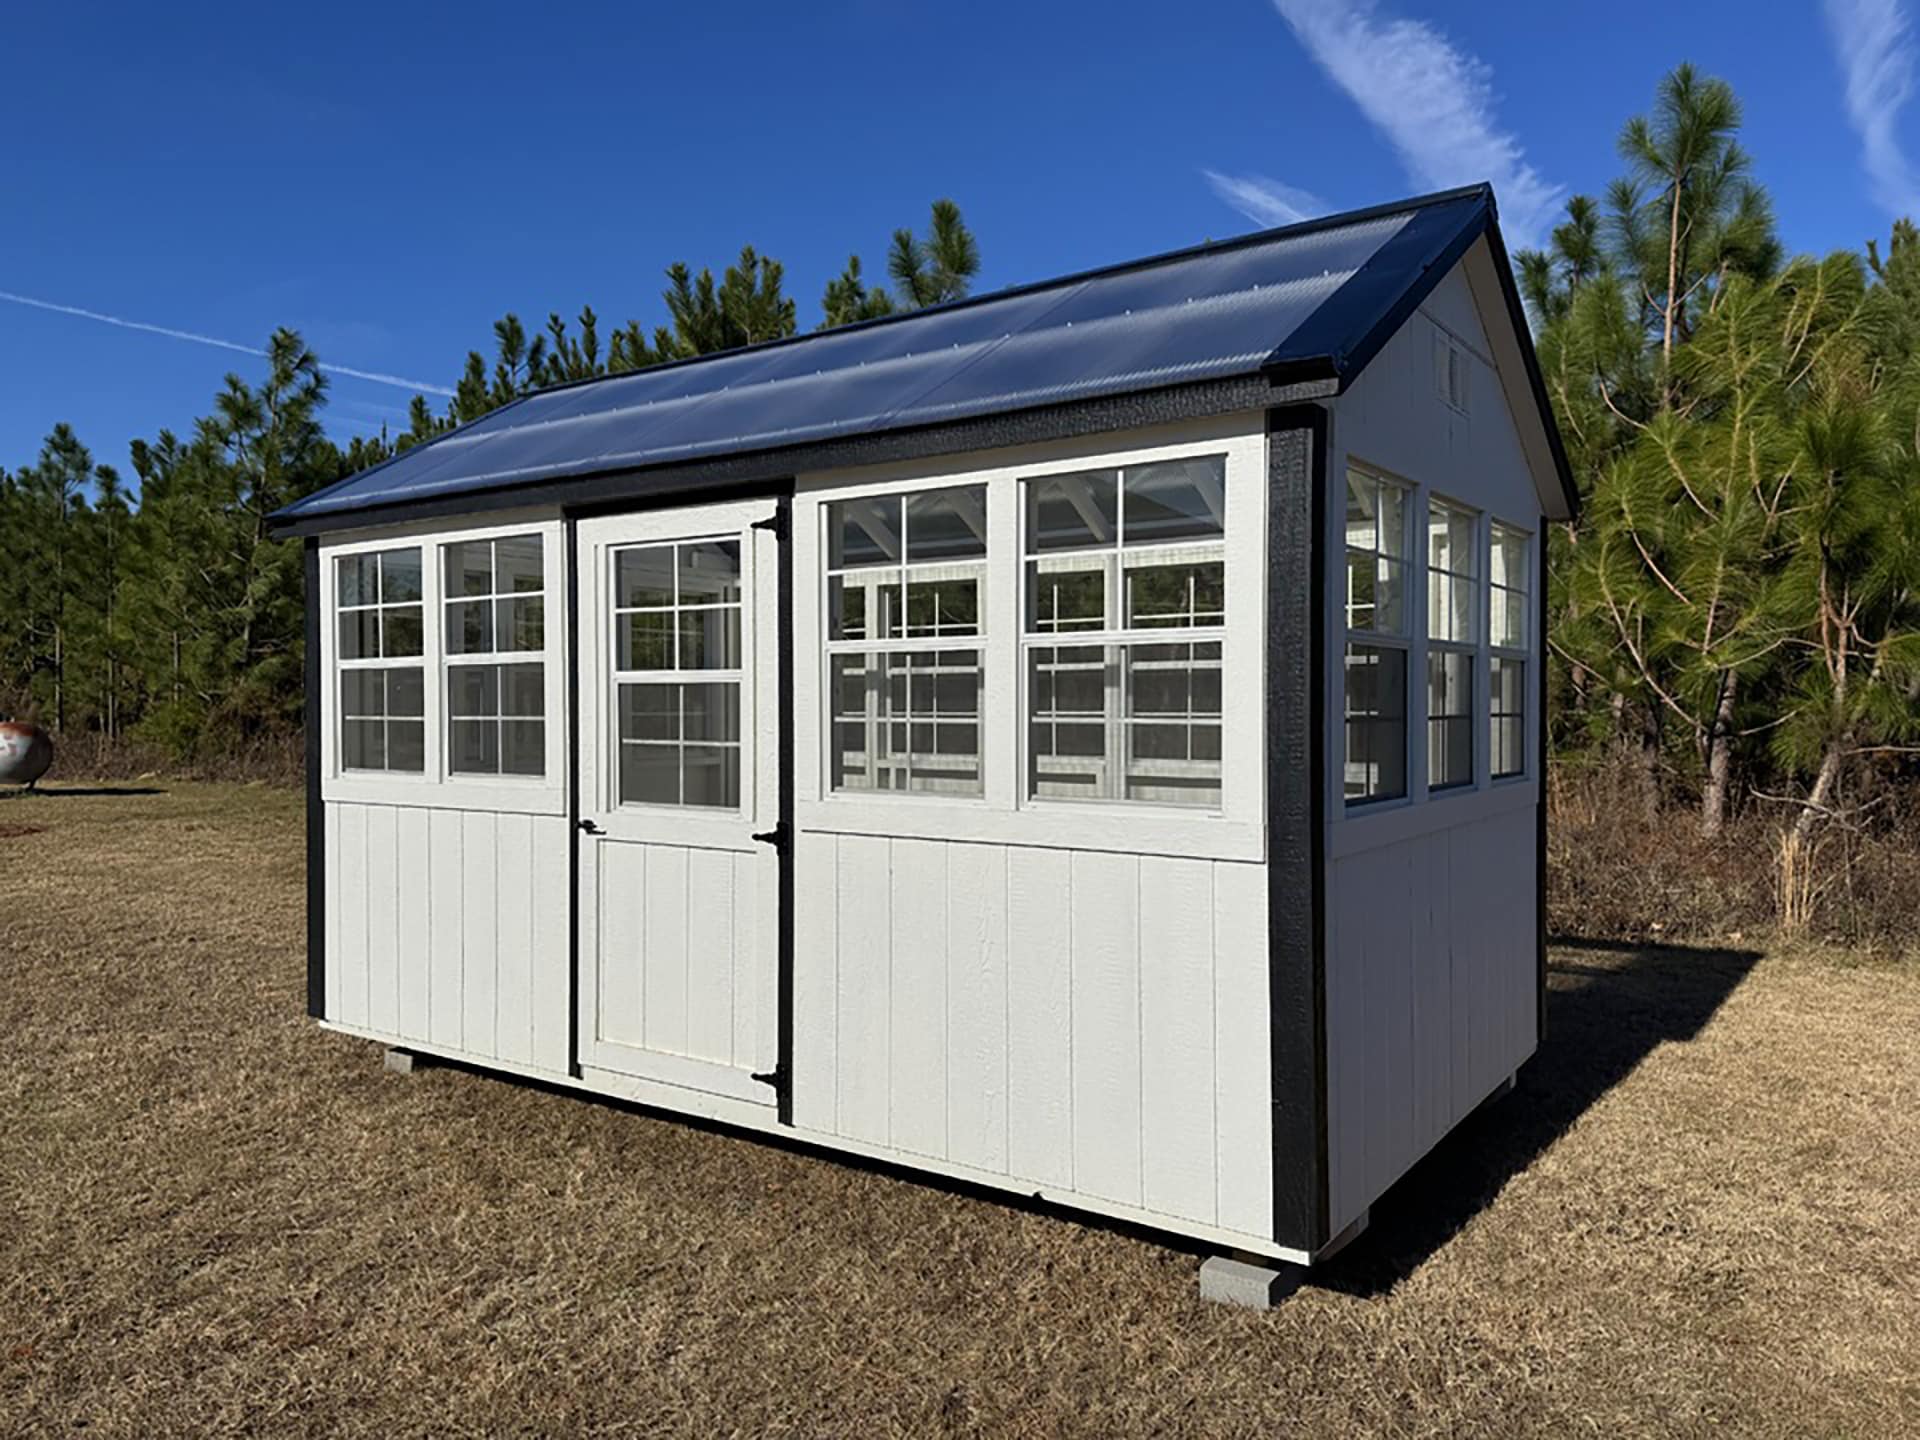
[
  {"left": 319, "top": 511, "right": 567, "bottom": 815},
  {"left": 1424, "top": 494, "right": 1480, "bottom": 796},
  {"left": 792, "top": 416, "right": 1267, "bottom": 862},
  {"left": 1020, "top": 459, "right": 1228, "bottom": 811},
  {"left": 1342, "top": 462, "right": 1413, "bottom": 809},
  {"left": 442, "top": 531, "right": 553, "bottom": 780},
  {"left": 1489, "top": 520, "right": 1533, "bottom": 783}
]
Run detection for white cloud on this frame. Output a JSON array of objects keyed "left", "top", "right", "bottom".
[
  {"left": 1202, "top": 170, "right": 1330, "bottom": 228},
  {"left": 1825, "top": 0, "right": 1920, "bottom": 216},
  {"left": 1255, "top": 0, "right": 1561, "bottom": 250},
  {"left": 0, "top": 288, "right": 454, "bottom": 396}
]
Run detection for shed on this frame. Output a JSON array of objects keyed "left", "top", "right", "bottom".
[{"left": 269, "top": 184, "right": 1576, "bottom": 1270}]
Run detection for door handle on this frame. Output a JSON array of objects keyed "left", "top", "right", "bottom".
[{"left": 577, "top": 818, "right": 605, "bottom": 836}]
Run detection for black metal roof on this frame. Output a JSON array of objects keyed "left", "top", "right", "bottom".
[{"left": 272, "top": 184, "right": 1574, "bottom": 533}]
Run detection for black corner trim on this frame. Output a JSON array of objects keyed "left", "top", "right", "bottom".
[
  {"left": 565, "top": 513, "right": 584, "bottom": 1079},
  {"left": 303, "top": 537, "right": 326, "bottom": 1019},
  {"left": 1536, "top": 535, "right": 1550, "bottom": 1045},
  {"left": 1265, "top": 402, "right": 1329, "bottom": 1254},
  {"left": 772, "top": 492, "right": 797, "bottom": 1125}
]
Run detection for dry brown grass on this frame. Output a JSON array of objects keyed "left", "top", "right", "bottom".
[{"left": 1, "top": 783, "right": 1916, "bottom": 1438}]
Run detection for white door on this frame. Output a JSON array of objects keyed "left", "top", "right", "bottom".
[{"left": 575, "top": 498, "right": 781, "bottom": 1106}]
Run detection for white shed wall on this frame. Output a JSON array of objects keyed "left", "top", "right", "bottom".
[
  {"left": 324, "top": 801, "right": 572, "bottom": 1074},
  {"left": 1322, "top": 241, "right": 1548, "bottom": 1238},
  {"left": 789, "top": 834, "right": 1273, "bottom": 1239}
]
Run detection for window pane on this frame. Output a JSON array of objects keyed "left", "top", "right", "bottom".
[
  {"left": 1123, "top": 457, "right": 1225, "bottom": 544},
  {"left": 1428, "top": 650, "right": 1473, "bottom": 790},
  {"left": 1428, "top": 503, "right": 1476, "bottom": 576},
  {"left": 905, "top": 486, "right": 987, "bottom": 561},
  {"left": 383, "top": 606, "right": 423, "bottom": 658},
  {"left": 337, "top": 554, "right": 377, "bottom": 608},
  {"left": 1028, "top": 560, "right": 1106, "bottom": 633},
  {"left": 449, "top": 719, "right": 498, "bottom": 774},
  {"left": 380, "top": 549, "right": 423, "bottom": 604},
  {"left": 500, "top": 662, "right": 544, "bottom": 718},
  {"left": 449, "top": 664, "right": 499, "bottom": 719},
  {"left": 682, "top": 682, "right": 740, "bottom": 743},
  {"left": 341, "top": 669, "right": 384, "bottom": 718},
  {"left": 1345, "top": 473, "right": 1378, "bottom": 550},
  {"left": 619, "top": 612, "right": 675, "bottom": 670},
  {"left": 343, "top": 718, "right": 385, "bottom": 771},
  {"left": 1493, "top": 715, "right": 1525, "bottom": 780},
  {"left": 1429, "top": 572, "right": 1473, "bottom": 644},
  {"left": 1379, "top": 483, "right": 1405, "bottom": 558},
  {"left": 447, "top": 599, "right": 492, "bottom": 654},
  {"left": 1027, "top": 469, "right": 1118, "bottom": 552},
  {"left": 681, "top": 745, "right": 741, "bottom": 808},
  {"left": 1491, "top": 525, "right": 1529, "bottom": 593},
  {"left": 621, "top": 683, "right": 679, "bottom": 742},
  {"left": 829, "top": 496, "right": 902, "bottom": 568},
  {"left": 1492, "top": 656, "right": 1526, "bottom": 780},
  {"left": 904, "top": 575, "right": 979, "bottom": 637},
  {"left": 1125, "top": 558, "right": 1224, "bottom": 628},
  {"left": 497, "top": 595, "right": 544, "bottom": 652},
  {"left": 386, "top": 667, "right": 425, "bottom": 718},
  {"left": 1344, "top": 643, "right": 1407, "bottom": 802},
  {"left": 339, "top": 609, "right": 378, "bottom": 661},
  {"left": 620, "top": 743, "right": 680, "bottom": 805},
  {"left": 829, "top": 572, "right": 902, "bottom": 641},
  {"left": 677, "top": 541, "right": 741, "bottom": 605},
  {"left": 678, "top": 608, "right": 740, "bottom": 669},
  {"left": 501, "top": 721, "right": 544, "bottom": 776},
  {"left": 495, "top": 535, "right": 543, "bottom": 594},
  {"left": 446, "top": 541, "right": 493, "bottom": 598},
  {"left": 615, "top": 547, "right": 676, "bottom": 608},
  {"left": 1493, "top": 586, "right": 1526, "bottom": 649},
  {"left": 387, "top": 720, "right": 425, "bottom": 773}
]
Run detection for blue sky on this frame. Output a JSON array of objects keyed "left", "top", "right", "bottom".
[{"left": 4, "top": 0, "right": 1918, "bottom": 485}]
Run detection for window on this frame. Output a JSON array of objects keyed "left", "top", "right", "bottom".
[
  {"left": 1427, "top": 499, "right": 1478, "bottom": 790},
  {"left": 1022, "top": 456, "right": 1224, "bottom": 807},
  {"left": 443, "top": 535, "right": 546, "bottom": 776},
  {"left": 1490, "top": 522, "right": 1530, "bottom": 779},
  {"left": 1435, "top": 330, "right": 1470, "bottom": 413},
  {"left": 613, "top": 540, "right": 743, "bottom": 809},
  {"left": 1343, "top": 467, "right": 1408, "bottom": 803},
  {"left": 336, "top": 548, "right": 425, "bottom": 772},
  {"left": 825, "top": 486, "right": 985, "bottom": 796}
]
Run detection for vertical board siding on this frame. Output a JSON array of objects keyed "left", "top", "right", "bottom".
[
  {"left": 1138, "top": 856, "right": 1216, "bottom": 1222},
  {"left": 1212, "top": 861, "right": 1273, "bottom": 1235},
  {"left": 327, "top": 801, "right": 569, "bottom": 1077},
  {"left": 945, "top": 843, "right": 1008, "bottom": 1174},
  {"left": 641, "top": 846, "right": 691, "bottom": 1056},
  {"left": 1325, "top": 804, "right": 1538, "bottom": 1234},
  {"left": 834, "top": 834, "right": 892, "bottom": 1145},
  {"left": 1069, "top": 850, "right": 1143, "bottom": 1207},
  {"left": 1005, "top": 847, "right": 1074, "bottom": 1190},
  {"left": 791, "top": 834, "right": 839, "bottom": 1129},
  {"left": 796, "top": 835, "right": 1272, "bottom": 1241},
  {"left": 888, "top": 839, "right": 949, "bottom": 1159},
  {"left": 685, "top": 848, "right": 737, "bottom": 1065},
  {"left": 597, "top": 843, "right": 645, "bottom": 1049}
]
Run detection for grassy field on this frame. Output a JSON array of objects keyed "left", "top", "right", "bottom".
[{"left": 1, "top": 784, "right": 1916, "bottom": 1437}]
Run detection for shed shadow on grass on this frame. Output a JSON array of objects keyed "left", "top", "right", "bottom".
[{"left": 1310, "top": 937, "right": 1763, "bottom": 1299}]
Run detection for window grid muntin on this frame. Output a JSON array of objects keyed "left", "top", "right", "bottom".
[
  {"left": 1020, "top": 456, "right": 1226, "bottom": 810},
  {"left": 611, "top": 536, "right": 745, "bottom": 811},
  {"left": 1343, "top": 466, "right": 1411, "bottom": 805},
  {"left": 1425, "top": 498, "right": 1479, "bottom": 794},
  {"left": 825, "top": 486, "right": 986, "bottom": 796},
  {"left": 336, "top": 547, "right": 425, "bottom": 773},
  {"left": 440, "top": 534, "right": 548, "bottom": 777}
]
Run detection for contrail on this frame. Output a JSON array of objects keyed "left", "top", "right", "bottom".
[{"left": 0, "top": 289, "right": 455, "bottom": 397}]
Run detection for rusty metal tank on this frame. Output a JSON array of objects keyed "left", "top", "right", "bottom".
[{"left": 0, "top": 722, "right": 52, "bottom": 787}]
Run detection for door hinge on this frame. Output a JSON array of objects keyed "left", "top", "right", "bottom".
[
  {"left": 750, "top": 1066, "right": 786, "bottom": 1090},
  {"left": 750, "top": 509, "right": 788, "bottom": 541},
  {"left": 577, "top": 818, "right": 605, "bottom": 836},
  {"left": 751, "top": 821, "right": 788, "bottom": 851}
]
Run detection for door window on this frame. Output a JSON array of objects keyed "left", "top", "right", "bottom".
[{"left": 611, "top": 539, "right": 744, "bottom": 809}]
